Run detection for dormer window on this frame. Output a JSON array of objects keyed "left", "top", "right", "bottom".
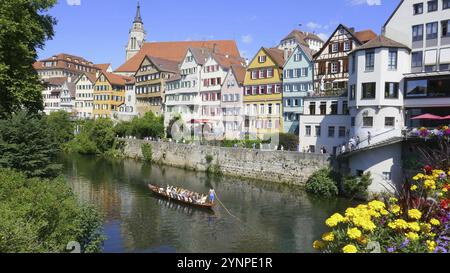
[
  {"left": 413, "top": 3, "right": 423, "bottom": 15},
  {"left": 258, "top": 56, "right": 266, "bottom": 63}
]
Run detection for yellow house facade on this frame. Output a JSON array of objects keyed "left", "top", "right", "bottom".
[
  {"left": 134, "top": 56, "right": 179, "bottom": 116},
  {"left": 93, "top": 72, "right": 131, "bottom": 118},
  {"left": 243, "top": 47, "right": 285, "bottom": 139}
]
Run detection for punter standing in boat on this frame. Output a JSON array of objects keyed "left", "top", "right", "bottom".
[{"left": 209, "top": 189, "right": 216, "bottom": 204}]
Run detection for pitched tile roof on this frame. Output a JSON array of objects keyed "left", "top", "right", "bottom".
[
  {"left": 44, "top": 77, "right": 68, "bottom": 86},
  {"left": 264, "top": 48, "right": 285, "bottom": 67},
  {"left": 212, "top": 52, "right": 246, "bottom": 69},
  {"left": 94, "top": 63, "right": 112, "bottom": 72},
  {"left": 115, "top": 40, "right": 241, "bottom": 73},
  {"left": 230, "top": 64, "right": 246, "bottom": 85},
  {"left": 351, "top": 35, "right": 410, "bottom": 53},
  {"left": 101, "top": 72, "right": 133, "bottom": 86},
  {"left": 147, "top": 56, "right": 180, "bottom": 73},
  {"left": 354, "top": 29, "right": 378, "bottom": 43},
  {"left": 281, "top": 29, "right": 324, "bottom": 45},
  {"left": 74, "top": 72, "right": 98, "bottom": 84}
]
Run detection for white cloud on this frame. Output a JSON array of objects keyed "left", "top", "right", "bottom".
[
  {"left": 241, "top": 34, "right": 253, "bottom": 44},
  {"left": 306, "top": 22, "right": 323, "bottom": 30},
  {"left": 67, "top": 0, "right": 81, "bottom": 5},
  {"left": 349, "top": 0, "right": 381, "bottom": 6}
]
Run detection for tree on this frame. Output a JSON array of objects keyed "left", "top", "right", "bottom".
[
  {"left": 45, "top": 111, "right": 74, "bottom": 145},
  {"left": 0, "top": 111, "right": 60, "bottom": 178},
  {"left": 130, "top": 112, "right": 165, "bottom": 139},
  {"left": 0, "top": 168, "right": 105, "bottom": 253},
  {"left": 0, "top": 0, "right": 57, "bottom": 117}
]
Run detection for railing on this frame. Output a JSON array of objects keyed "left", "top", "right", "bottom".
[{"left": 338, "top": 128, "right": 404, "bottom": 155}]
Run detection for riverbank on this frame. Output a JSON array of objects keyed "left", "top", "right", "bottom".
[{"left": 122, "top": 139, "right": 331, "bottom": 186}]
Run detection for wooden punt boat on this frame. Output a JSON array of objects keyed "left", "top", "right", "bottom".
[{"left": 148, "top": 184, "right": 215, "bottom": 210}]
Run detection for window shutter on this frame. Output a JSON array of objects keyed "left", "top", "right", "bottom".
[
  {"left": 337, "top": 62, "right": 341, "bottom": 73},
  {"left": 349, "top": 41, "right": 353, "bottom": 50},
  {"left": 328, "top": 63, "right": 332, "bottom": 74},
  {"left": 329, "top": 44, "right": 333, "bottom": 53},
  {"left": 343, "top": 59, "right": 349, "bottom": 72}
]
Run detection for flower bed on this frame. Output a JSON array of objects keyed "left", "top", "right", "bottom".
[
  {"left": 409, "top": 126, "right": 450, "bottom": 139},
  {"left": 313, "top": 166, "right": 450, "bottom": 253}
]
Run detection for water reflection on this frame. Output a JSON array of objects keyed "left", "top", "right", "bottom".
[{"left": 61, "top": 154, "right": 356, "bottom": 253}]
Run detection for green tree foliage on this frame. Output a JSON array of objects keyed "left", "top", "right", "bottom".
[
  {"left": 279, "top": 133, "right": 299, "bottom": 151},
  {"left": 305, "top": 168, "right": 339, "bottom": 197},
  {"left": 0, "top": 169, "right": 105, "bottom": 253},
  {"left": 141, "top": 143, "right": 153, "bottom": 163},
  {"left": 66, "top": 118, "right": 117, "bottom": 155},
  {"left": 130, "top": 112, "right": 165, "bottom": 139},
  {"left": 0, "top": 0, "right": 57, "bottom": 117},
  {"left": 342, "top": 172, "right": 373, "bottom": 199},
  {"left": 0, "top": 111, "right": 60, "bottom": 178},
  {"left": 45, "top": 110, "right": 74, "bottom": 145}
]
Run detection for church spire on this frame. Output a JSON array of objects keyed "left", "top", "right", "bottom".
[{"left": 134, "top": 1, "right": 143, "bottom": 24}]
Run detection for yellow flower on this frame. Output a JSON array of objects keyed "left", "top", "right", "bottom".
[
  {"left": 408, "top": 222, "right": 421, "bottom": 232},
  {"left": 391, "top": 205, "right": 401, "bottom": 215},
  {"left": 430, "top": 218, "right": 440, "bottom": 226},
  {"left": 413, "top": 176, "right": 420, "bottom": 181},
  {"left": 357, "top": 236, "right": 368, "bottom": 245},
  {"left": 410, "top": 185, "right": 418, "bottom": 191},
  {"left": 325, "top": 213, "right": 345, "bottom": 228},
  {"left": 342, "top": 244, "right": 358, "bottom": 253},
  {"left": 313, "top": 240, "right": 325, "bottom": 250},
  {"left": 421, "top": 223, "right": 432, "bottom": 233},
  {"left": 322, "top": 232, "right": 335, "bottom": 242},
  {"left": 443, "top": 188, "right": 448, "bottom": 193},
  {"left": 405, "top": 232, "right": 420, "bottom": 241},
  {"left": 424, "top": 180, "right": 436, "bottom": 190},
  {"left": 388, "top": 219, "right": 409, "bottom": 230},
  {"left": 429, "top": 232, "right": 436, "bottom": 238},
  {"left": 427, "top": 240, "right": 437, "bottom": 252},
  {"left": 347, "top": 228, "right": 363, "bottom": 240},
  {"left": 368, "top": 200, "right": 385, "bottom": 211},
  {"left": 408, "top": 209, "right": 422, "bottom": 220}
]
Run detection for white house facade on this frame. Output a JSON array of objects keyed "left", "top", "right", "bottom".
[{"left": 74, "top": 73, "right": 96, "bottom": 120}]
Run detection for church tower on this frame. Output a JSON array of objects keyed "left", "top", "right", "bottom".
[{"left": 126, "top": 1, "right": 146, "bottom": 61}]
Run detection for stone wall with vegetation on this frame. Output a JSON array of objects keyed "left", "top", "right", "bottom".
[{"left": 123, "top": 139, "right": 331, "bottom": 185}]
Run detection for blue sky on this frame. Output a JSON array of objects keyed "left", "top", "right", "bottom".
[{"left": 38, "top": 0, "right": 399, "bottom": 69}]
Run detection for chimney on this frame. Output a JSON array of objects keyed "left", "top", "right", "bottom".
[{"left": 213, "top": 43, "right": 217, "bottom": 53}]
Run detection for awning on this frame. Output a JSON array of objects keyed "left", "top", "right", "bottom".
[{"left": 411, "top": 114, "right": 443, "bottom": 120}]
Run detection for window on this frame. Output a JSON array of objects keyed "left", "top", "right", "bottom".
[
  {"left": 258, "top": 56, "right": 266, "bottom": 63},
  {"left": 350, "top": 85, "right": 356, "bottom": 100},
  {"left": 305, "top": 126, "right": 312, "bottom": 136},
  {"left": 294, "top": 53, "right": 302, "bottom": 62},
  {"left": 267, "top": 69, "right": 274, "bottom": 78},
  {"left": 442, "top": 20, "right": 450, "bottom": 37},
  {"left": 388, "top": 49, "right": 398, "bottom": 70},
  {"left": 365, "top": 50, "right": 375, "bottom": 71},
  {"left": 343, "top": 101, "right": 349, "bottom": 115},
  {"left": 383, "top": 172, "right": 392, "bottom": 181},
  {"left": 428, "top": 0, "right": 438, "bottom": 12},
  {"left": 268, "top": 104, "right": 273, "bottom": 115},
  {"left": 339, "top": 127, "right": 346, "bottom": 138},
  {"left": 363, "top": 117, "right": 373, "bottom": 127},
  {"left": 385, "top": 82, "right": 399, "bottom": 98},
  {"left": 331, "top": 101, "right": 338, "bottom": 115},
  {"left": 332, "top": 43, "right": 339, "bottom": 53},
  {"left": 385, "top": 117, "right": 395, "bottom": 127},
  {"left": 362, "top": 83, "right": 376, "bottom": 99},
  {"left": 320, "top": 102, "right": 327, "bottom": 115},
  {"left": 251, "top": 70, "right": 258, "bottom": 79},
  {"left": 351, "top": 117, "right": 356, "bottom": 127},
  {"left": 444, "top": 0, "right": 450, "bottom": 9},
  {"left": 328, "top": 126, "right": 335, "bottom": 138},
  {"left": 426, "top": 22, "right": 438, "bottom": 40},
  {"left": 309, "top": 102, "right": 316, "bottom": 115},
  {"left": 351, "top": 54, "right": 356, "bottom": 74},
  {"left": 344, "top": 41, "right": 351, "bottom": 51},
  {"left": 413, "top": 3, "right": 423, "bottom": 14},
  {"left": 315, "top": 126, "right": 321, "bottom": 137},
  {"left": 260, "top": 104, "right": 265, "bottom": 115},
  {"left": 412, "top": 25, "right": 424, "bottom": 42},
  {"left": 301, "top": 68, "right": 308, "bottom": 77},
  {"left": 331, "top": 62, "right": 339, "bottom": 74},
  {"left": 412, "top": 51, "right": 423, "bottom": 67}
]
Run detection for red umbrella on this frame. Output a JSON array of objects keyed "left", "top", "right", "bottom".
[
  {"left": 441, "top": 115, "right": 450, "bottom": 120},
  {"left": 411, "top": 114, "right": 443, "bottom": 120}
]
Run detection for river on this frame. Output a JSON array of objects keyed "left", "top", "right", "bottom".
[{"left": 61, "top": 154, "right": 355, "bottom": 253}]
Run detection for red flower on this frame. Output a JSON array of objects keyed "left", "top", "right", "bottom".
[
  {"left": 424, "top": 165, "right": 433, "bottom": 175},
  {"left": 444, "top": 185, "right": 450, "bottom": 191},
  {"left": 442, "top": 199, "right": 450, "bottom": 210}
]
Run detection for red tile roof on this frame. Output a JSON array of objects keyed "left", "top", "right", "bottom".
[
  {"left": 230, "top": 64, "right": 246, "bottom": 85},
  {"left": 101, "top": 72, "right": 133, "bottom": 86},
  {"left": 264, "top": 48, "right": 285, "bottom": 68},
  {"left": 115, "top": 40, "right": 241, "bottom": 73},
  {"left": 354, "top": 30, "right": 378, "bottom": 44}
]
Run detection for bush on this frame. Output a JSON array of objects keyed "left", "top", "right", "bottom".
[
  {"left": 305, "top": 168, "right": 339, "bottom": 197},
  {"left": 130, "top": 112, "right": 165, "bottom": 139},
  {"left": 45, "top": 111, "right": 74, "bottom": 146},
  {"left": 0, "top": 169, "right": 105, "bottom": 253},
  {"left": 342, "top": 172, "right": 373, "bottom": 199},
  {"left": 279, "top": 133, "right": 299, "bottom": 151},
  {"left": 141, "top": 143, "right": 153, "bottom": 163}
]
